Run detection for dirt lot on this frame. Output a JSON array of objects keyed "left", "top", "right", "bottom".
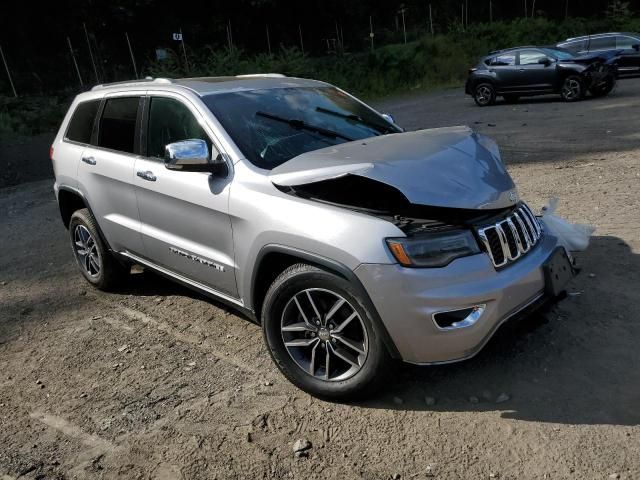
[{"left": 1, "top": 80, "right": 639, "bottom": 480}]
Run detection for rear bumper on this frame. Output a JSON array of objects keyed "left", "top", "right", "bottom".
[{"left": 355, "top": 232, "right": 565, "bottom": 364}]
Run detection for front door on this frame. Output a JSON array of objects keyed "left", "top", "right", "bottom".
[
  {"left": 77, "top": 94, "right": 145, "bottom": 254},
  {"left": 133, "top": 94, "right": 238, "bottom": 298},
  {"left": 515, "top": 49, "right": 556, "bottom": 92}
]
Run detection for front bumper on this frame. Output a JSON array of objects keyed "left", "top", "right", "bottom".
[{"left": 355, "top": 232, "right": 565, "bottom": 364}]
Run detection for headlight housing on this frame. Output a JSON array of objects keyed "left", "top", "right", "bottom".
[{"left": 386, "top": 230, "right": 480, "bottom": 268}]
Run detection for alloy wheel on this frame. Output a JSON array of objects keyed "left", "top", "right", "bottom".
[
  {"left": 280, "top": 288, "right": 368, "bottom": 381},
  {"left": 74, "top": 225, "right": 101, "bottom": 277},
  {"left": 475, "top": 85, "right": 493, "bottom": 105},
  {"left": 562, "top": 78, "right": 581, "bottom": 100}
]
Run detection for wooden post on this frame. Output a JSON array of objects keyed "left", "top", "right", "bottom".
[
  {"left": 489, "top": 0, "right": 493, "bottom": 23},
  {"left": 429, "top": 4, "right": 434, "bottom": 36},
  {"left": 124, "top": 32, "right": 138, "bottom": 79},
  {"left": 266, "top": 25, "right": 272, "bottom": 55},
  {"left": 83, "top": 23, "right": 99, "bottom": 83},
  {"left": 0, "top": 44, "right": 17, "bottom": 97},
  {"left": 67, "top": 36, "right": 84, "bottom": 87},
  {"left": 298, "top": 24, "right": 304, "bottom": 54},
  {"left": 401, "top": 8, "right": 407, "bottom": 43},
  {"left": 369, "top": 16, "right": 374, "bottom": 51},
  {"left": 179, "top": 28, "right": 189, "bottom": 72}
]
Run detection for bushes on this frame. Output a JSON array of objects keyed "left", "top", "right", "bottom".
[{"left": 2, "top": 15, "right": 639, "bottom": 141}]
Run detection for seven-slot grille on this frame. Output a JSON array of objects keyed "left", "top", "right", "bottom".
[{"left": 476, "top": 203, "right": 542, "bottom": 268}]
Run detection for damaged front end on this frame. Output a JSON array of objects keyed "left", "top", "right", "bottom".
[{"left": 271, "top": 126, "right": 532, "bottom": 268}]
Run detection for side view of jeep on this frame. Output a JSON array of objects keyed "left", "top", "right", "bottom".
[{"left": 52, "top": 75, "right": 574, "bottom": 399}]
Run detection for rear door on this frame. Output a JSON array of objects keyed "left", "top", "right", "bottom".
[
  {"left": 515, "top": 49, "right": 556, "bottom": 92},
  {"left": 615, "top": 35, "right": 640, "bottom": 76},
  {"left": 77, "top": 93, "right": 145, "bottom": 254},
  {"left": 133, "top": 93, "right": 237, "bottom": 298}
]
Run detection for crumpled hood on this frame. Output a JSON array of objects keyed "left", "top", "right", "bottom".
[{"left": 269, "top": 126, "right": 518, "bottom": 210}]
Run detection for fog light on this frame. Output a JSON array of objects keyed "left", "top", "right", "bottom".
[{"left": 433, "top": 305, "right": 485, "bottom": 330}]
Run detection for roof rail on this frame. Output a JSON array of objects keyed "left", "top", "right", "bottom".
[
  {"left": 564, "top": 32, "right": 622, "bottom": 42},
  {"left": 235, "top": 73, "right": 286, "bottom": 78},
  {"left": 91, "top": 77, "right": 173, "bottom": 91}
]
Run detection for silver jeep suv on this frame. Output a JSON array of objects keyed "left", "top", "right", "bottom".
[{"left": 52, "top": 75, "right": 573, "bottom": 399}]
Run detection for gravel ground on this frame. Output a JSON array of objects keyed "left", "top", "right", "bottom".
[{"left": 1, "top": 79, "right": 639, "bottom": 480}]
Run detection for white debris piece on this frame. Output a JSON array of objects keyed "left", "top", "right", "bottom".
[{"left": 540, "top": 198, "right": 595, "bottom": 252}]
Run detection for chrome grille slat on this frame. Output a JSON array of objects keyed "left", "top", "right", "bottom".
[{"left": 476, "top": 203, "right": 542, "bottom": 268}]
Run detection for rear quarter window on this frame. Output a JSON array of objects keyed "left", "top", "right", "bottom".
[{"left": 65, "top": 100, "right": 100, "bottom": 144}]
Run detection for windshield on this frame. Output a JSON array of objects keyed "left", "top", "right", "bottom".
[
  {"left": 202, "top": 86, "right": 400, "bottom": 170},
  {"left": 541, "top": 48, "right": 575, "bottom": 60}
]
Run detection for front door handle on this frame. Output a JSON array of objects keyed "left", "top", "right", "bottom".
[
  {"left": 81, "top": 156, "right": 96, "bottom": 165},
  {"left": 136, "top": 170, "right": 157, "bottom": 182}
]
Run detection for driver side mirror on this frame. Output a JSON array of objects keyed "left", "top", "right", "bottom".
[
  {"left": 538, "top": 56, "right": 552, "bottom": 66},
  {"left": 164, "top": 139, "right": 228, "bottom": 176}
]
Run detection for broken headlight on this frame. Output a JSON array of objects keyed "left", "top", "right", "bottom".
[{"left": 386, "top": 230, "right": 480, "bottom": 268}]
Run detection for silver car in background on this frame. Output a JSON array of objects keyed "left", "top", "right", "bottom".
[{"left": 51, "top": 75, "right": 574, "bottom": 399}]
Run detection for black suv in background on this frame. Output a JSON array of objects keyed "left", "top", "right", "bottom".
[
  {"left": 465, "top": 46, "right": 617, "bottom": 106},
  {"left": 557, "top": 32, "right": 640, "bottom": 77}
]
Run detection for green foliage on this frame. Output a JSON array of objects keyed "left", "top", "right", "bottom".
[
  {"left": 4, "top": 14, "right": 640, "bottom": 141},
  {"left": 0, "top": 96, "right": 68, "bottom": 141}
]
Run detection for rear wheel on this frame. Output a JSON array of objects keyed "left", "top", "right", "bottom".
[
  {"left": 590, "top": 74, "right": 616, "bottom": 97},
  {"left": 262, "top": 264, "right": 390, "bottom": 400},
  {"left": 69, "top": 208, "right": 128, "bottom": 291},
  {"left": 473, "top": 83, "right": 496, "bottom": 107},
  {"left": 560, "top": 76, "right": 584, "bottom": 102}
]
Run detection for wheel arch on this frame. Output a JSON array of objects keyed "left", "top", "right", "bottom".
[
  {"left": 57, "top": 186, "right": 114, "bottom": 252},
  {"left": 250, "top": 245, "right": 401, "bottom": 359}
]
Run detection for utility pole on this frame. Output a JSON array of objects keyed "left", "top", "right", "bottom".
[
  {"left": 83, "top": 23, "right": 99, "bottom": 83},
  {"left": 531, "top": 0, "right": 536, "bottom": 17},
  {"left": 369, "top": 16, "right": 374, "bottom": 51},
  {"left": 179, "top": 28, "right": 189, "bottom": 72},
  {"left": 124, "top": 32, "right": 138, "bottom": 79},
  {"left": 399, "top": 6, "right": 407, "bottom": 43},
  {"left": 489, "top": 0, "right": 493, "bottom": 23},
  {"left": 298, "top": 24, "right": 304, "bottom": 54},
  {"left": 465, "top": 0, "right": 469, "bottom": 27},
  {"left": 0, "top": 44, "right": 17, "bottom": 97},
  {"left": 429, "top": 4, "right": 434, "bottom": 36},
  {"left": 266, "top": 25, "right": 272, "bottom": 55},
  {"left": 67, "top": 36, "right": 84, "bottom": 87}
]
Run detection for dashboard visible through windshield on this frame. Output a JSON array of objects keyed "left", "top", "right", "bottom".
[{"left": 202, "top": 86, "right": 399, "bottom": 170}]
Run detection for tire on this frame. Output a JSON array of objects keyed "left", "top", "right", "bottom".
[
  {"left": 560, "top": 75, "right": 584, "bottom": 102},
  {"left": 503, "top": 95, "right": 520, "bottom": 104},
  {"left": 261, "top": 263, "right": 390, "bottom": 400},
  {"left": 68, "top": 208, "right": 128, "bottom": 291},
  {"left": 590, "top": 74, "right": 616, "bottom": 97},
  {"left": 473, "top": 82, "right": 496, "bottom": 107}
]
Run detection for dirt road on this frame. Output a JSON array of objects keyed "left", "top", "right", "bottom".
[{"left": 1, "top": 80, "right": 639, "bottom": 479}]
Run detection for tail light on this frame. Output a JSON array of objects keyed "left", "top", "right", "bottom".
[
  {"left": 468, "top": 67, "right": 477, "bottom": 74},
  {"left": 50, "top": 145, "right": 54, "bottom": 161}
]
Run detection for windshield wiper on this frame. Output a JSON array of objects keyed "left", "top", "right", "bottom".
[
  {"left": 256, "top": 111, "right": 354, "bottom": 142},
  {"left": 315, "top": 106, "right": 394, "bottom": 134}
]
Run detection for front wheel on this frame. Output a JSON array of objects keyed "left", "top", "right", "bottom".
[
  {"left": 262, "top": 264, "right": 390, "bottom": 400},
  {"left": 473, "top": 83, "right": 496, "bottom": 107},
  {"left": 560, "top": 76, "right": 584, "bottom": 102},
  {"left": 590, "top": 75, "right": 616, "bottom": 97}
]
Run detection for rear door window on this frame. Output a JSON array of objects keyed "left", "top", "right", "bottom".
[
  {"left": 489, "top": 54, "right": 516, "bottom": 66},
  {"left": 98, "top": 97, "right": 140, "bottom": 154},
  {"left": 65, "top": 100, "right": 100, "bottom": 144}
]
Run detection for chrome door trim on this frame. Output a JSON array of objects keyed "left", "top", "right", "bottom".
[{"left": 119, "top": 251, "right": 244, "bottom": 307}]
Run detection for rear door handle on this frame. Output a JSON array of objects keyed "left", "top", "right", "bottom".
[
  {"left": 519, "top": 68, "right": 526, "bottom": 72},
  {"left": 136, "top": 170, "right": 157, "bottom": 182},
  {"left": 81, "top": 156, "right": 96, "bottom": 165}
]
